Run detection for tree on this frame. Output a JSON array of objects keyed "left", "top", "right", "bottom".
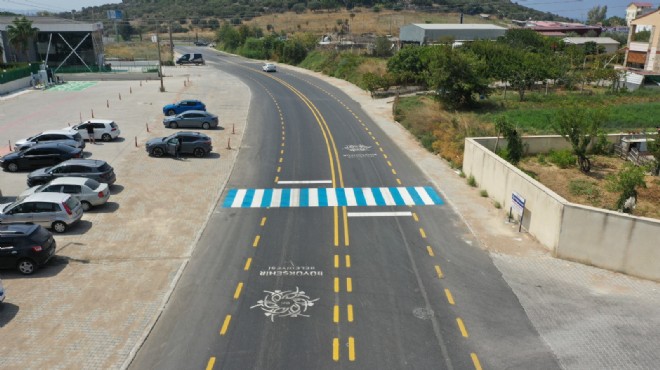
[
  {"left": 387, "top": 46, "right": 428, "bottom": 85},
  {"left": 372, "top": 36, "right": 392, "bottom": 57},
  {"left": 502, "top": 49, "right": 548, "bottom": 102},
  {"left": 647, "top": 135, "right": 660, "bottom": 176},
  {"left": 606, "top": 164, "right": 647, "bottom": 213},
  {"left": 6, "top": 16, "right": 39, "bottom": 61},
  {"left": 587, "top": 5, "right": 607, "bottom": 25},
  {"left": 551, "top": 107, "right": 606, "bottom": 173},
  {"left": 216, "top": 23, "right": 241, "bottom": 51},
  {"left": 493, "top": 116, "right": 524, "bottom": 164},
  {"left": 603, "top": 16, "right": 625, "bottom": 27}
]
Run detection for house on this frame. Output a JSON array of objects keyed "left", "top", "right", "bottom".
[
  {"left": 399, "top": 24, "right": 507, "bottom": 45},
  {"left": 626, "top": 2, "right": 655, "bottom": 26},
  {"left": 624, "top": 9, "right": 660, "bottom": 72},
  {"left": 562, "top": 37, "right": 621, "bottom": 54}
]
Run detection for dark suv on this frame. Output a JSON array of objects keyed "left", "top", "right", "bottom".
[
  {"left": 0, "top": 224, "right": 56, "bottom": 275},
  {"left": 26, "top": 159, "right": 116, "bottom": 187},
  {"left": 176, "top": 53, "right": 205, "bottom": 65},
  {"left": 146, "top": 131, "right": 213, "bottom": 158}
]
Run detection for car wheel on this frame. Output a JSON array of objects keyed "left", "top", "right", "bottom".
[
  {"left": 17, "top": 259, "right": 36, "bottom": 275},
  {"left": 202, "top": 122, "right": 210, "bottom": 129},
  {"left": 81, "top": 201, "right": 92, "bottom": 212},
  {"left": 169, "top": 122, "right": 178, "bottom": 129},
  {"left": 193, "top": 147, "right": 206, "bottom": 158},
  {"left": 167, "top": 109, "right": 176, "bottom": 116},
  {"left": 7, "top": 162, "right": 19, "bottom": 172},
  {"left": 101, "top": 133, "right": 112, "bottom": 142},
  {"left": 151, "top": 147, "right": 165, "bottom": 157},
  {"left": 52, "top": 221, "right": 67, "bottom": 233}
]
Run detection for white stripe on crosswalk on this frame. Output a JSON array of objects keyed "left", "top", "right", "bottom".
[
  {"left": 232, "top": 189, "right": 247, "bottom": 208},
  {"left": 271, "top": 189, "right": 282, "bottom": 208},
  {"left": 399, "top": 188, "right": 414, "bottom": 205},
  {"left": 380, "top": 187, "right": 395, "bottom": 205},
  {"left": 348, "top": 211, "right": 413, "bottom": 217},
  {"left": 363, "top": 187, "right": 376, "bottom": 206},
  {"left": 415, "top": 186, "right": 433, "bottom": 205},
  {"left": 326, "top": 188, "right": 337, "bottom": 206},
  {"left": 251, "top": 189, "right": 264, "bottom": 208},
  {"left": 309, "top": 188, "right": 319, "bottom": 207},
  {"left": 290, "top": 188, "right": 300, "bottom": 207},
  {"left": 345, "top": 188, "right": 357, "bottom": 206}
]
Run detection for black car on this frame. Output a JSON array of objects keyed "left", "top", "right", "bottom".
[
  {"left": 145, "top": 131, "right": 213, "bottom": 158},
  {"left": 176, "top": 53, "right": 205, "bottom": 65},
  {"left": 0, "top": 224, "right": 56, "bottom": 275},
  {"left": 0, "top": 143, "right": 83, "bottom": 172},
  {"left": 26, "top": 159, "right": 116, "bottom": 187}
]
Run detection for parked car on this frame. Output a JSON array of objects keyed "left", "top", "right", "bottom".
[
  {"left": 65, "top": 119, "right": 121, "bottom": 142},
  {"left": 194, "top": 41, "right": 209, "bottom": 46},
  {"left": 19, "top": 177, "right": 110, "bottom": 211},
  {"left": 146, "top": 131, "right": 212, "bottom": 158},
  {"left": 0, "top": 278, "right": 4, "bottom": 301},
  {"left": 0, "top": 224, "right": 56, "bottom": 275},
  {"left": 0, "top": 192, "right": 83, "bottom": 233},
  {"left": 0, "top": 143, "right": 83, "bottom": 172},
  {"left": 262, "top": 63, "right": 277, "bottom": 72},
  {"left": 176, "top": 53, "right": 205, "bottom": 65},
  {"left": 26, "top": 159, "right": 116, "bottom": 187},
  {"left": 14, "top": 129, "right": 85, "bottom": 151},
  {"left": 162, "top": 110, "right": 219, "bottom": 129},
  {"left": 162, "top": 99, "right": 206, "bottom": 116}
]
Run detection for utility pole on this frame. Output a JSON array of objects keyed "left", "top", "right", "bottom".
[
  {"left": 168, "top": 21, "right": 174, "bottom": 59},
  {"left": 156, "top": 33, "right": 165, "bottom": 92}
]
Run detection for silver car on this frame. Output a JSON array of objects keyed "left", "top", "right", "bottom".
[
  {"left": 19, "top": 177, "right": 110, "bottom": 211},
  {"left": 162, "top": 110, "right": 219, "bottom": 129},
  {"left": 0, "top": 192, "right": 83, "bottom": 233}
]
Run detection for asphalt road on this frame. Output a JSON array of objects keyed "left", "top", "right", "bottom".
[{"left": 129, "top": 49, "right": 560, "bottom": 370}]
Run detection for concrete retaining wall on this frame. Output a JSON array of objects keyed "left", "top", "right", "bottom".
[
  {"left": 0, "top": 76, "right": 31, "bottom": 96},
  {"left": 463, "top": 136, "right": 660, "bottom": 281}
]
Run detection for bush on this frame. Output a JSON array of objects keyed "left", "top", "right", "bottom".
[
  {"left": 548, "top": 149, "right": 576, "bottom": 168},
  {"left": 480, "top": 190, "right": 488, "bottom": 197},
  {"left": 494, "top": 201, "right": 501, "bottom": 209},
  {"left": 467, "top": 175, "right": 477, "bottom": 187}
]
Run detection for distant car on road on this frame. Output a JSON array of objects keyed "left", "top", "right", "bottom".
[
  {"left": 194, "top": 41, "right": 209, "bottom": 46},
  {"left": 19, "top": 177, "right": 110, "bottom": 212},
  {"left": 26, "top": 159, "right": 116, "bottom": 187},
  {"left": 0, "top": 224, "right": 56, "bottom": 275},
  {"left": 176, "top": 53, "right": 205, "bottom": 65},
  {"left": 146, "top": 132, "right": 212, "bottom": 158},
  {"left": 0, "top": 192, "right": 83, "bottom": 233},
  {"left": 14, "top": 129, "right": 85, "bottom": 151},
  {"left": 262, "top": 63, "right": 277, "bottom": 72},
  {"left": 162, "top": 99, "right": 206, "bottom": 116},
  {"left": 0, "top": 143, "right": 83, "bottom": 172},
  {"left": 163, "top": 110, "right": 219, "bottom": 129},
  {"left": 65, "top": 119, "right": 121, "bottom": 142}
]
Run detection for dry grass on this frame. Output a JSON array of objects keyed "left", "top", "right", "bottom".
[
  {"left": 519, "top": 155, "right": 660, "bottom": 219},
  {"left": 104, "top": 41, "right": 173, "bottom": 61}
]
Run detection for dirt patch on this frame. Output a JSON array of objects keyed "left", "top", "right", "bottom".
[{"left": 519, "top": 155, "right": 660, "bottom": 219}]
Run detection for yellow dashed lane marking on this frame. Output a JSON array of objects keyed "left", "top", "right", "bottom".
[
  {"left": 334, "top": 255, "right": 339, "bottom": 268},
  {"left": 457, "top": 318, "right": 469, "bottom": 337},
  {"left": 471, "top": 353, "right": 483, "bottom": 370},
  {"left": 233, "top": 282, "right": 243, "bottom": 299},
  {"left": 427, "top": 246, "right": 434, "bottom": 256},
  {"left": 220, "top": 315, "right": 231, "bottom": 335},
  {"left": 420, "top": 228, "right": 427, "bottom": 238},
  {"left": 391, "top": 169, "right": 397, "bottom": 175},
  {"left": 347, "top": 304, "right": 354, "bottom": 322},
  {"left": 445, "top": 289, "right": 455, "bottom": 305},
  {"left": 252, "top": 235, "right": 260, "bottom": 247},
  {"left": 396, "top": 178, "right": 402, "bottom": 185},
  {"left": 206, "top": 357, "right": 216, "bottom": 370},
  {"left": 333, "top": 338, "right": 339, "bottom": 361},
  {"left": 334, "top": 277, "right": 339, "bottom": 292},
  {"left": 260, "top": 217, "right": 266, "bottom": 226},
  {"left": 435, "top": 265, "right": 444, "bottom": 278},
  {"left": 348, "top": 337, "right": 356, "bottom": 361},
  {"left": 412, "top": 213, "right": 419, "bottom": 222},
  {"left": 334, "top": 305, "right": 339, "bottom": 323},
  {"left": 244, "top": 258, "right": 252, "bottom": 271},
  {"left": 346, "top": 278, "right": 353, "bottom": 292},
  {"left": 345, "top": 255, "right": 351, "bottom": 268}
]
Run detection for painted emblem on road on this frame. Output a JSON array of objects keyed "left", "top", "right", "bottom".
[
  {"left": 343, "top": 144, "right": 377, "bottom": 158},
  {"left": 251, "top": 287, "right": 319, "bottom": 321},
  {"left": 260, "top": 265, "right": 323, "bottom": 277}
]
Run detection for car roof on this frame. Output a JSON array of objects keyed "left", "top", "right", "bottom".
[
  {"left": 180, "top": 110, "right": 209, "bottom": 114},
  {"left": 47, "top": 177, "right": 93, "bottom": 186},
  {"left": 176, "top": 131, "right": 208, "bottom": 136},
  {"left": 57, "top": 158, "right": 108, "bottom": 167},
  {"left": 23, "top": 192, "right": 70, "bottom": 202},
  {"left": 0, "top": 223, "right": 39, "bottom": 235},
  {"left": 26, "top": 142, "right": 78, "bottom": 150},
  {"left": 41, "top": 129, "right": 77, "bottom": 135},
  {"left": 83, "top": 119, "right": 114, "bottom": 124}
]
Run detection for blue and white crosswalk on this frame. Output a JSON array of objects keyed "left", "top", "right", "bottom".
[{"left": 222, "top": 186, "right": 443, "bottom": 208}]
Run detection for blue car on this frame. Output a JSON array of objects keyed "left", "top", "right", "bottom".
[{"left": 162, "top": 100, "right": 206, "bottom": 116}]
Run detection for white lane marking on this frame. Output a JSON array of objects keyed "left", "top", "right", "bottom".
[
  {"left": 399, "top": 188, "right": 414, "bottom": 205},
  {"left": 278, "top": 180, "right": 332, "bottom": 184},
  {"left": 251, "top": 189, "right": 264, "bottom": 208},
  {"left": 345, "top": 188, "right": 357, "bottom": 206},
  {"left": 309, "top": 188, "right": 319, "bottom": 207},
  {"left": 290, "top": 188, "right": 300, "bottom": 207},
  {"left": 271, "top": 188, "right": 282, "bottom": 207},
  {"left": 348, "top": 212, "right": 413, "bottom": 217},
  {"left": 415, "top": 186, "right": 434, "bottom": 205},
  {"left": 380, "top": 187, "right": 396, "bottom": 206},
  {"left": 232, "top": 189, "right": 247, "bottom": 208},
  {"left": 363, "top": 187, "right": 376, "bottom": 206}
]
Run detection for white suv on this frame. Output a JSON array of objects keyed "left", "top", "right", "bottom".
[
  {"left": 0, "top": 192, "right": 83, "bottom": 233},
  {"left": 65, "top": 120, "right": 121, "bottom": 142}
]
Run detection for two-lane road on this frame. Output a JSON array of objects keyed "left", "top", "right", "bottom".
[{"left": 129, "top": 49, "right": 560, "bottom": 370}]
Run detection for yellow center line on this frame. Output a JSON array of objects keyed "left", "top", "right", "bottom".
[
  {"left": 435, "top": 265, "right": 444, "bottom": 279},
  {"left": 260, "top": 217, "right": 267, "bottom": 226},
  {"left": 277, "top": 166, "right": 281, "bottom": 173},
  {"left": 334, "top": 255, "right": 339, "bottom": 268},
  {"left": 244, "top": 258, "right": 252, "bottom": 271},
  {"left": 426, "top": 246, "right": 435, "bottom": 256},
  {"left": 379, "top": 147, "right": 384, "bottom": 152},
  {"left": 445, "top": 289, "right": 455, "bottom": 305},
  {"left": 279, "top": 157, "right": 283, "bottom": 163},
  {"left": 383, "top": 154, "right": 388, "bottom": 159},
  {"left": 391, "top": 169, "right": 397, "bottom": 175},
  {"left": 457, "top": 318, "right": 469, "bottom": 337},
  {"left": 348, "top": 337, "right": 356, "bottom": 361},
  {"left": 387, "top": 161, "right": 392, "bottom": 167},
  {"left": 333, "top": 338, "right": 339, "bottom": 361},
  {"left": 334, "top": 277, "right": 339, "bottom": 292},
  {"left": 342, "top": 207, "right": 350, "bottom": 246},
  {"left": 252, "top": 235, "right": 261, "bottom": 247},
  {"left": 412, "top": 213, "right": 419, "bottom": 222},
  {"left": 375, "top": 141, "right": 380, "bottom": 146},
  {"left": 471, "top": 353, "right": 483, "bottom": 370},
  {"left": 419, "top": 228, "right": 427, "bottom": 238},
  {"left": 396, "top": 178, "right": 402, "bottom": 185},
  {"left": 274, "top": 176, "right": 279, "bottom": 183},
  {"left": 206, "top": 357, "right": 216, "bottom": 370},
  {"left": 345, "top": 255, "right": 351, "bottom": 268},
  {"left": 347, "top": 304, "right": 354, "bottom": 322},
  {"left": 220, "top": 315, "right": 231, "bottom": 335},
  {"left": 333, "top": 207, "right": 339, "bottom": 247},
  {"left": 333, "top": 305, "right": 339, "bottom": 323},
  {"left": 280, "top": 149, "right": 284, "bottom": 155},
  {"left": 281, "top": 143, "right": 285, "bottom": 147},
  {"left": 233, "top": 282, "right": 243, "bottom": 300},
  {"left": 346, "top": 277, "right": 353, "bottom": 292}
]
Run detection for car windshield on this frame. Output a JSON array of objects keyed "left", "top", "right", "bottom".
[
  {"left": 84, "top": 179, "right": 101, "bottom": 189},
  {"left": 35, "top": 184, "right": 48, "bottom": 192}
]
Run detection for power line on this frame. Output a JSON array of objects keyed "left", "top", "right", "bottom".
[{"left": 0, "top": 0, "right": 67, "bottom": 12}]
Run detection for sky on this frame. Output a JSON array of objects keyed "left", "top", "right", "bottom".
[{"left": 0, "top": 0, "right": 647, "bottom": 21}]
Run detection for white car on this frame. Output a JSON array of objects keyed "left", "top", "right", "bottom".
[
  {"left": 262, "top": 63, "right": 276, "bottom": 72},
  {"left": 14, "top": 129, "right": 85, "bottom": 151},
  {"left": 64, "top": 120, "right": 121, "bottom": 142},
  {"left": 19, "top": 177, "right": 110, "bottom": 211}
]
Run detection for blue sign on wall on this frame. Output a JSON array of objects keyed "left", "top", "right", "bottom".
[{"left": 107, "top": 10, "right": 123, "bottom": 20}]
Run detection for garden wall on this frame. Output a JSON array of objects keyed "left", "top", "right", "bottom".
[{"left": 0, "top": 76, "right": 31, "bottom": 96}]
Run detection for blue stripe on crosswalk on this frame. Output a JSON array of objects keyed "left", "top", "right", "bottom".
[{"left": 222, "top": 186, "right": 443, "bottom": 208}]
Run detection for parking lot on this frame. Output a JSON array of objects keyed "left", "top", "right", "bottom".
[{"left": 0, "top": 66, "right": 249, "bottom": 369}]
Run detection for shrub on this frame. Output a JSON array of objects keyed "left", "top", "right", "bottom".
[
  {"left": 480, "top": 190, "right": 488, "bottom": 197},
  {"left": 494, "top": 201, "right": 501, "bottom": 209},
  {"left": 568, "top": 179, "right": 601, "bottom": 205},
  {"left": 467, "top": 175, "right": 477, "bottom": 187},
  {"left": 548, "top": 149, "right": 576, "bottom": 168}
]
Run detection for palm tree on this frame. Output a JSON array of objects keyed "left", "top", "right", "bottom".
[{"left": 6, "top": 16, "right": 39, "bottom": 62}]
